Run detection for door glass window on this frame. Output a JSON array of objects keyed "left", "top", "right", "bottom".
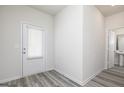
[{"left": 28, "top": 28, "right": 43, "bottom": 58}]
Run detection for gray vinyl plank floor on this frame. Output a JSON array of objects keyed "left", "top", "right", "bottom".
[
  {"left": 84, "top": 66, "right": 124, "bottom": 87},
  {"left": 0, "top": 70, "right": 81, "bottom": 87},
  {"left": 1, "top": 66, "right": 124, "bottom": 87}
]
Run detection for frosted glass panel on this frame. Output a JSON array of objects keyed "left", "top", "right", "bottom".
[{"left": 28, "top": 28, "right": 43, "bottom": 58}]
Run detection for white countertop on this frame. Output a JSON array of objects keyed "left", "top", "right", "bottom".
[{"left": 115, "top": 50, "right": 124, "bottom": 55}]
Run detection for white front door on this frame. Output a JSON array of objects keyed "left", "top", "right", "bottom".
[{"left": 22, "top": 24, "right": 45, "bottom": 77}]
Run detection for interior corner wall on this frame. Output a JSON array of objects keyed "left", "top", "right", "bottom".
[
  {"left": 54, "top": 6, "right": 83, "bottom": 84},
  {"left": 0, "top": 6, "right": 54, "bottom": 82},
  {"left": 83, "top": 5, "right": 105, "bottom": 82}
]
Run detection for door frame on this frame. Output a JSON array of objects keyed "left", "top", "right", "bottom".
[
  {"left": 20, "top": 21, "right": 46, "bottom": 77},
  {"left": 107, "top": 30, "right": 116, "bottom": 69}
]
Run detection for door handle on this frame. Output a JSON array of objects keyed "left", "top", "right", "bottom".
[
  {"left": 23, "top": 52, "right": 26, "bottom": 54},
  {"left": 23, "top": 48, "right": 26, "bottom": 54}
]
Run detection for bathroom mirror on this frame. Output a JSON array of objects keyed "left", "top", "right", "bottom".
[{"left": 117, "top": 34, "right": 124, "bottom": 51}]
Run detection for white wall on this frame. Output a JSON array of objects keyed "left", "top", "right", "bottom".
[
  {"left": 105, "top": 11, "right": 124, "bottom": 68},
  {"left": 0, "top": 6, "right": 54, "bottom": 82},
  {"left": 54, "top": 6, "right": 83, "bottom": 84},
  {"left": 83, "top": 6, "right": 105, "bottom": 82},
  {"left": 54, "top": 5, "right": 105, "bottom": 85}
]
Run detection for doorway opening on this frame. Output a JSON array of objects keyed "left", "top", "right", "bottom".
[{"left": 107, "top": 27, "right": 124, "bottom": 69}]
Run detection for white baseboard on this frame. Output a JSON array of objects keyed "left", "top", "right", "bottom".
[
  {"left": 54, "top": 68, "right": 103, "bottom": 86},
  {"left": 0, "top": 75, "right": 21, "bottom": 83},
  {"left": 81, "top": 69, "right": 103, "bottom": 86},
  {"left": 46, "top": 68, "right": 54, "bottom": 72},
  {"left": 54, "top": 68, "right": 83, "bottom": 86}
]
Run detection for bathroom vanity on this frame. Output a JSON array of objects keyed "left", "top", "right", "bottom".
[
  {"left": 115, "top": 35, "right": 124, "bottom": 66},
  {"left": 115, "top": 50, "right": 124, "bottom": 66}
]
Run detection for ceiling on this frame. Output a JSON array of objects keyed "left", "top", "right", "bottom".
[
  {"left": 96, "top": 5, "right": 124, "bottom": 17},
  {"left": 30, "top": 5, "right": 66, "bottom": 16},
  {"left": 29, "top": 5, "right": 124, "bottom": 17}
]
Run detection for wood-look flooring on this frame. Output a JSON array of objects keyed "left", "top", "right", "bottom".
[
  {"left": 1, "top": 66, "right": 124, "bottom": 87},
  {"left": 84, "top": 66, "right": 124, "bottom": 87},
  {"left": 0, "top": 70, "right": 81, "bottom": 87}
]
